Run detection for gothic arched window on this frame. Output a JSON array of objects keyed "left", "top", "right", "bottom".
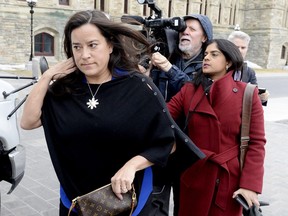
[{"left": 34, "top": 33, "right": 54, "bottom": 56}]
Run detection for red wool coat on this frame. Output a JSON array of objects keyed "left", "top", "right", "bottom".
[{"left": 167, "top": 73, "right": 266, "bottom": 216}]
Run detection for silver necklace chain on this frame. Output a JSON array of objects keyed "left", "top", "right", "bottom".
[
  {"left": 87, "top": 82, "right": 103, "bottom": 98},
  {"left": 86, "top": 82, "right": 103, "bottom": 110}
]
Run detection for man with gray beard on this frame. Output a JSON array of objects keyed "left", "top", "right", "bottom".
[{"left": 150, "top": 14, "right": 213, "bottom": 102}]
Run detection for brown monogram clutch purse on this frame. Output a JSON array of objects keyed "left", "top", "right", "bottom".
[{"left": 68, "top": 183, "right": 137, "bottom": 216}]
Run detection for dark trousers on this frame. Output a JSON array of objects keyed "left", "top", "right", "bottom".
[
  {"left": 136, "top": 166, "right": 172, "bottom": 216},
  {"left": 138, "top": 184, "right": 172, "bottom": 216}
]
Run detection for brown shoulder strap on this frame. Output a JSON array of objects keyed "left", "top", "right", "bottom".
[{"left": 240, "top": 83, "right": 256, "bottom": 171}]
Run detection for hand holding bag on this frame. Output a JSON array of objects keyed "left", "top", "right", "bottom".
[{"left": 68, "top": 183, "right": 137, "bottom": 216}]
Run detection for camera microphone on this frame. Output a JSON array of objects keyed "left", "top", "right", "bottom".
[{"left": 121, "top": 15, "right": 145, "bottom": 25}]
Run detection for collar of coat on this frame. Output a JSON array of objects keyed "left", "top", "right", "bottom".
[{"left": 188, "top": 72, "right": 245, "bottom": 117}]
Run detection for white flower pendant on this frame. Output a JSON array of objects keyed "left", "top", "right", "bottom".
[{"left": 87, "top": 97, "right": 99, "bottom": 109}]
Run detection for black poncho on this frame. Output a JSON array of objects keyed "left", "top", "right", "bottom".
[{"left": 41, "top": 72, "right": 204, "bottom": 201}]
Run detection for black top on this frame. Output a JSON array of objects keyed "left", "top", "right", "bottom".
[
  {"left": 41, "top": 72, "right": 204, "bottom": 201},
  {"left": 40, "top": 73, "right": 163, "bottom": 199}
]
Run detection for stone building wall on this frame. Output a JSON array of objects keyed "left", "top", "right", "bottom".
[
  {"left": 241, "top": 0, "right": 288, "bottom": 68},
  {"left": 0, "top": 0, "right": 94, "bottom": 65},
  {"left": 0, "top": 0, "right": 288, "bottom": 68}
]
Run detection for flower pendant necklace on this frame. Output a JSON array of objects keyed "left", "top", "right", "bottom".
[{"left": 86, "top": 82, "right": 103, "bottom": 110}]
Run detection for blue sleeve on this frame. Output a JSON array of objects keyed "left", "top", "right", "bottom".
[{"left": 166, "top": 65, "right": 192, "bottom": 92}]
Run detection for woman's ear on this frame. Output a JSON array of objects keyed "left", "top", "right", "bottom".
[
  {"left": 109, "top": 45, "right": 113, "bottom": 54},
  {"left": 226, "top": 62, "right": 232, "bottom": 71},
  {"left": 108, "top": 42, "right": 113, "bottom": 54}
]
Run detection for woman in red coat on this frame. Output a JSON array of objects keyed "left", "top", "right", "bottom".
[{"left": 167, "top": 39, "right": 266, "bottom": 216}]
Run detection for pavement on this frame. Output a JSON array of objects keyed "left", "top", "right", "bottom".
[{"left": 1, "top": 71, "right": 288, "bottom": 215}]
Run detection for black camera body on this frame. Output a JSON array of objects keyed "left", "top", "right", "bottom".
[
  {"left": 121, "top": 1, "right": 186, "bottom": 58},
  {"left": 143, "top": 16, "right": 186, "bottom": 32}
]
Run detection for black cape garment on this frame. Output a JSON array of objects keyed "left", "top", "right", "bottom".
[{"left": 41, "top": 72, "right": 205, "bottom": 202}]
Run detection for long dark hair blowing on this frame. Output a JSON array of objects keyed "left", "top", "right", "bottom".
[
  {"left": 193, "top": 38, "right": 243, "bottom": 86},
  {"left": 51, "top": 10, "right": 151, "bottom": 95}
]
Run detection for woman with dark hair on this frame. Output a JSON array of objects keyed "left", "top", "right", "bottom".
[
  {"left": 168, "top": 39, "right": 266, "bottom": 216},
  {"left": 20, "top": 10, "right": 203, "bottom": 215}
]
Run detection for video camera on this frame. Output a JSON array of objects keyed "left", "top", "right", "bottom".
[{"left": 121, "top": 0, "right": 186, "bottom": 59}]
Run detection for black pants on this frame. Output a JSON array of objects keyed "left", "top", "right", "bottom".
[
  {"left": 137, "top": 184, "right": 171, "bottom": 216},
  {"left": 136, "top": 166, "right": 172, "bottom": 216}
]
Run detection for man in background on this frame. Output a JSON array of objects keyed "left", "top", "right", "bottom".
[{"left": 228, "top": 28, "right": 269, "bottom": 105}]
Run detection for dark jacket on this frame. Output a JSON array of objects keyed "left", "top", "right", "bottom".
[
  {"left": 150, "top": 52, "right": 203, "bottom": 102},
  {"left": 241, "top": 62, "right": 269, "bottom": 105},
  {"left": 241, "top": 62, "right": 258, "bottom": 85}
]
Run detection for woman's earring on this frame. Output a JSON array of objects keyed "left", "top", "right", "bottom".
[{"left": 226, "top": 65, "right": 229, "bottom": 71}]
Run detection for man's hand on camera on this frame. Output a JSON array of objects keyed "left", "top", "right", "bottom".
[
  {"left": 138, "top": 64, "right": 151, "bottom": 77},
  {"left": 151, "top": 52, "right": 172, "bottom": 72}
]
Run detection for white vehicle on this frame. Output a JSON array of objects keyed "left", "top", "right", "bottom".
[
  {"left": 0, "top": 78, "right": 26, "bottom": 211},
  {"left": 0, "top": 58, "right": 47, "bottom": 212}
]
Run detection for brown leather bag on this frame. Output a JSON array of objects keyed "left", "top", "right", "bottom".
[
  {"left": 68, "top": 183, "right": 137, "bottom": 216},
  {"left": 240, "top": 83, "right": 256, "bottom": 171}
]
